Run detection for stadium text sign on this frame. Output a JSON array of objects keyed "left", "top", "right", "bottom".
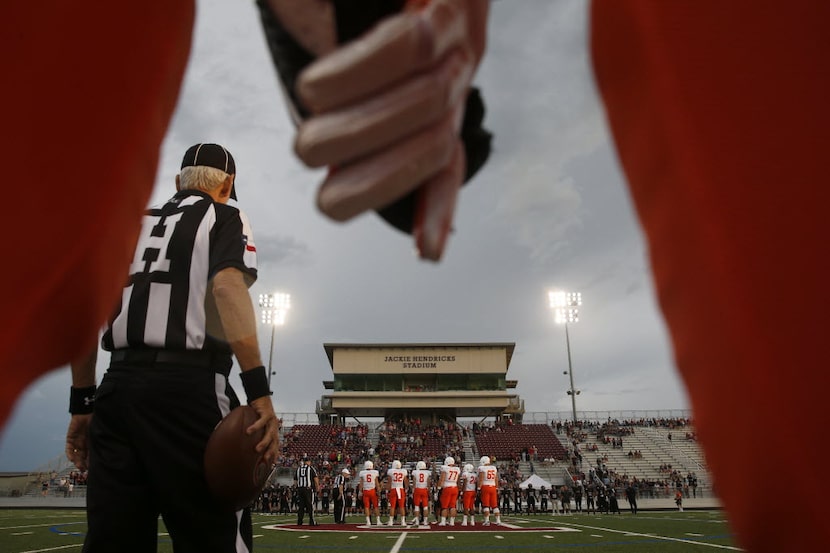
[{"left": 384, "top": 354, "right": 456, "bottom": 369}]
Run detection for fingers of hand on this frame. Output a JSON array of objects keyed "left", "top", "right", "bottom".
[
  {"left": 414, "top": 141, "right": 464, "bottom": 261},
  {"left": 295, "top": 49, "right": 474, "bottom": 168},
  {"left": 316, "top": 116, "right": 456, "bottom": 221},
  {"left": 297, "top": 0, "right": 469, "bottom": 113},
  {"left": 254, "top": 416, "right": 280, "bottom": 455},
  {"left": 66, "top": 444, "right": 88, "bottom": 471}
]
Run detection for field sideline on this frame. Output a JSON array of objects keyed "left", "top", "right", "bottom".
[{"left": 0, "top": 508, "right": 738, "bottom": 552}]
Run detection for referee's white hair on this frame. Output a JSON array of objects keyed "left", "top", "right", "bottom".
[{"left": 178, "top": 165, "right": 230, "bottom": 193}]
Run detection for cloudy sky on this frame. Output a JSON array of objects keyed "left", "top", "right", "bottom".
[{"left": 0, "top": 0, "right": 690, "bottom": 471}]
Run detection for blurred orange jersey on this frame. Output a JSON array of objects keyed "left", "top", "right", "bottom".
[
  {"left": 592, "top": 2, "right": 830, "bottom": 551},
  {"left": 1, "top": 1, "right": 194, "bottom": 425}
]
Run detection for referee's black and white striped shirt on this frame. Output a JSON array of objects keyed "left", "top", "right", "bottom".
[
  {"left": 333, "top": 474, "right": 346, "bottom": 490},
  {"left": 296, "top": 463, "right": 318, "bottom": 489},
  {"left": 102, "top": 190, "right": 257, "bottom": 353}
]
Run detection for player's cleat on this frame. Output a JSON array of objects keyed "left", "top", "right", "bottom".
[
  {"left": 387, "top": 520, "right": 394, "bottom": 526},
  {"left": 482, "top": 521, "right": 490, "bottom": 526},
  {"left": 438, "top": 522, "right": 446, "bottom": 526},
  {"left": 461, "top": 521, "right": 467, "bottom": 526}
]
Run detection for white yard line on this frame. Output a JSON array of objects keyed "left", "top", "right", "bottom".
[
  {"left": 388, "top": 531, "right": 407, "bottom": 553},
  {"left": 21, "top": 545, "right": 82, "bottom": 553},
  {"left": 562, "top": 522, "right": 743, "bottom": 550}
]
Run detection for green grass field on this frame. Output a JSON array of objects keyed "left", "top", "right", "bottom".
[{"left": 0, "top": 509, "right": 738, "bottom": 552}]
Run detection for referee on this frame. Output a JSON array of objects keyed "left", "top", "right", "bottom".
[
  {"left": 296, "top": 457, "right": 319, "bottom": 525},
  {"left": 333, "top": 468, "right": 350, "bottom": 524},
  {"left": 65, "top": 143, "right": 280, "bottom": 553}
]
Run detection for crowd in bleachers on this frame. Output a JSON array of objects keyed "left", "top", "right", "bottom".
[
  {"left": 280, "top": 423, "right": 372, "bottom": 471},
  {"left": 249, "top": 415, "right": 704, "bottom": 515},
  {"left": 375, "top": 417, "right": 465, "bottom": 464}
]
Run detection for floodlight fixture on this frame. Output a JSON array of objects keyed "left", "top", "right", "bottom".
[
  {"left": 258, "top": 292, "right": 291, "bottom": 391},
  {"left": 548, "top": 289, "right": 583, "bottom": 423}
]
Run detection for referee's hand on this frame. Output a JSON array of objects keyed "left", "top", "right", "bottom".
[
  {"left": 65, "top": 414, "right": 92, "bottom": 471},
  {"left": 248, "top": 396, "right": 280, "bottom": 465}
]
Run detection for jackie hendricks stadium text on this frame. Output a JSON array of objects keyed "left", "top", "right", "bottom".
[{"left": 384, "top": 355, "right": 456, "bottom": 368}]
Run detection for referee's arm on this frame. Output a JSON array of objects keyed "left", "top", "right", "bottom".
[
  {"left": 65, "top": 345, "right": 97, "bottom": 472},
  {"left": 212, "top": 267, "right": 280, "bottom": 464}
]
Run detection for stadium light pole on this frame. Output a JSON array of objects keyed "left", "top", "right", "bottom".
[
  {"left": 549, "top": 290, "right": 582, "bottom": 424},
  {"left": 259, "top": 292, "right": 291, "bottom": 391}
]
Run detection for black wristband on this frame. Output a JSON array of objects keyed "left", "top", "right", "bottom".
[
  {"left": 240, "top": 366, "right": 272, "bottom": 402},
  {"left": 69, "top": 385, "right": 97, "bottom": 415}
]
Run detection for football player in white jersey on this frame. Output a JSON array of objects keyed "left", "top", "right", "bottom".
[
  {"left": 358, "top": 460, "right": 381, "bottom": 526},
  {"left": 437, "top": 456, "right": 460, "bottom": 526},
  {"left": 477, "top": 455, "right": 501, "bottom": 525},
  {"left": 460, "top": 463, "right": 478, "bottom": 526},
  {"left": 410, "top": 460, "right": 432, "bottom": 526},
  {"left": 386, "top": 460, "right": 409, "bottom": 526}
]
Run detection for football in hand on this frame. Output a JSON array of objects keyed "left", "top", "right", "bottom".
[{"left": 204, "top": 405, "right": 271, "bottom": 511}]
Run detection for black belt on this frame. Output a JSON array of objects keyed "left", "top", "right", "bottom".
[{"left": 109, "top": 349, "right": 229, "bottom": 369}]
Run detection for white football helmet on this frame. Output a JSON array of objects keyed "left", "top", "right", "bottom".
[
  {"left": 480, "top": 455, "right": 490, "bottom": 466},
  {"left": 416, "top": 461, "right": 427, "bottom": 470},
  {"left": 392, "top": 460, "right": 402, "bottom": 470},
  {"left": 444, "top": 456, "right": 455, "bottom": 466},
  {"left": 464, "top": 463, "right": 474, "bottom": 473},
  {"left": 364, "top": 460, "right": 374, "bottom": 470}
]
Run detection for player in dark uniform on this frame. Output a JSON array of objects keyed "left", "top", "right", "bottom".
[
  {"left": 625, "top": 483, "right": 638, "bottom": 515},
  {"left": 586, "top": 482, "right": 596, "bottom": 515},
  {"left": 525, "top": 484, "right": 536, "bottom": 514},
  {"left": 501, "top": 484, "right": 512, "bottom": 514},
  {"left": 573, "top": 481, "right": 584, "bottom": 513},
  {"left": 320, "top": 484, "right": 331, "bottom": 515},
  {"left": 65, "top": 144, "right": 280, "bottom": 552}
]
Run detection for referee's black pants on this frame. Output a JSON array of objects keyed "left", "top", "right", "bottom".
[
  {"left": 84, "top": 363, "right": 250, "bottom": 553},
  {"left": 297, "top": 488, "right": 316, "bottom": 525},
  {"left": 333, "top": 496, "right": 346, "bottom": 523}
]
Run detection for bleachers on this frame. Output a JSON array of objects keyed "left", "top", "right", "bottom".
[
  {"left": 578, "top": 424, "right": 710, "bottom": 490},
  {"left": 474, "top": 424, "right": 568, "bottom": 461},
  {"left": 377, "top": 435, "right": 447, "bottom": 460},
  {"left": 281, "top": 424, "right": 367, "bottom": 459},
  {"left": 282, "top": 423, "right": 462, "bottom": 464}
]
